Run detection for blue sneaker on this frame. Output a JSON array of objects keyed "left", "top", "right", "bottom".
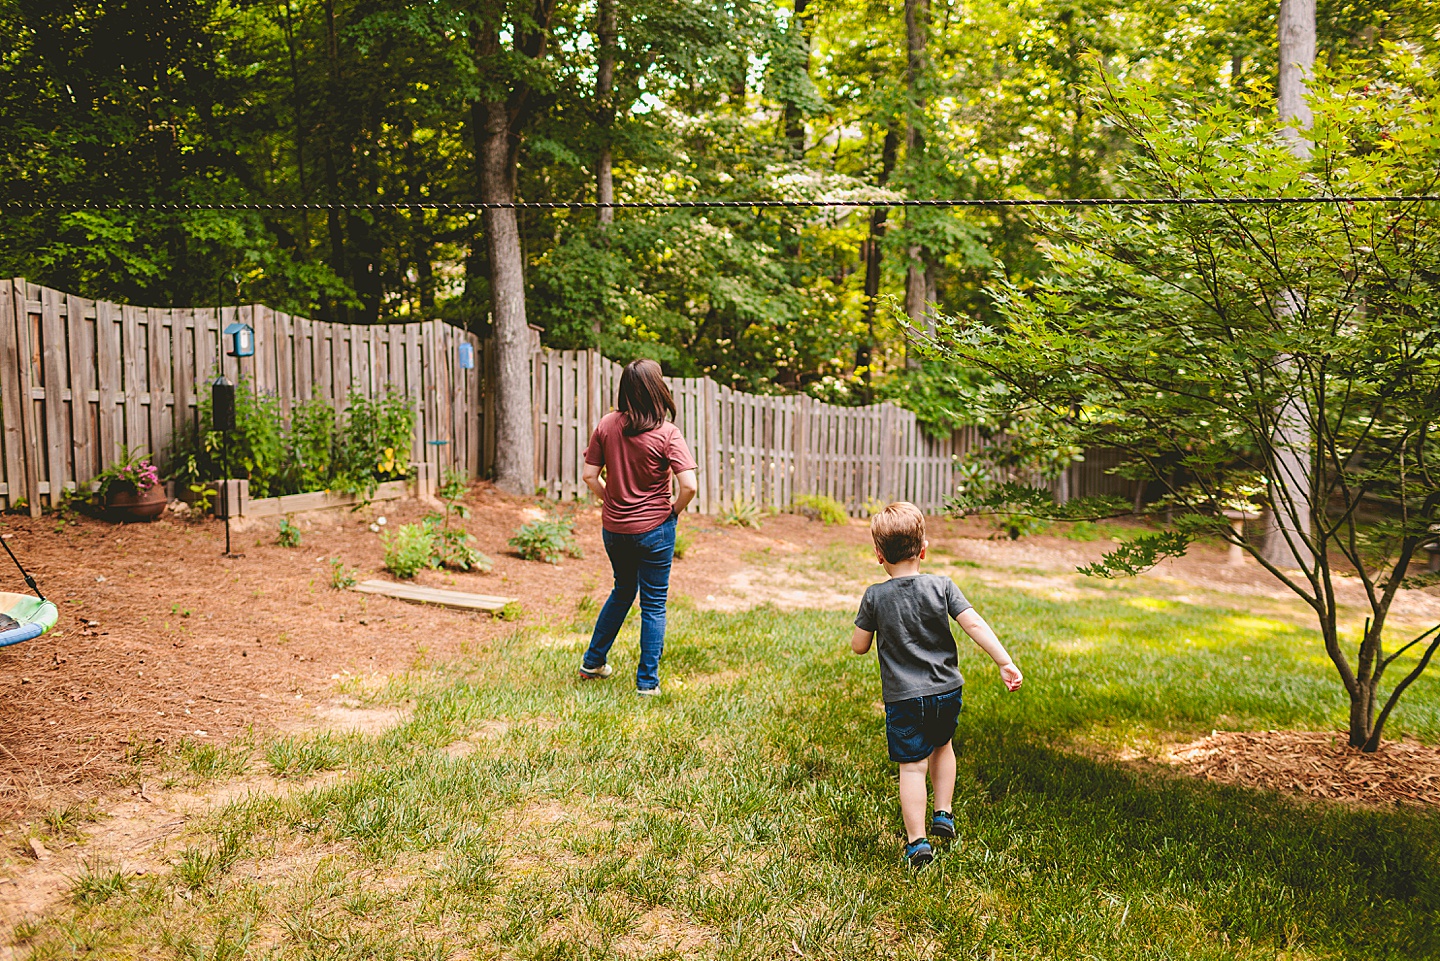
[
  {"left": 931, "top": 810, "right": 956, "bottom": 840},
  {"left": 904, "top": 838, "right": 933, "bottom": 869}
]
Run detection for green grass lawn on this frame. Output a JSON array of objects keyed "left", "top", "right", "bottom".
[{"left": 19, "top": 582, "right": 1440, "bottom": 960}]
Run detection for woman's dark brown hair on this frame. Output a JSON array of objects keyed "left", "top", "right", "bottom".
[{"left": 617, "top": 358, "right": 675, "bottom": 436}]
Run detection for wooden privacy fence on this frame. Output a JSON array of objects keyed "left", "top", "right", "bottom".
[
  {"left": 532, "top": 349, "right": 983, "bottom": 515},
  {"left": 0, "top": 279, "right": 483, "bottom": 515}
]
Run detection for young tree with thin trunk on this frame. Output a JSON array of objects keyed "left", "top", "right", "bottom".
[
  {"left": 595, "top": 0, "right": 618, "bottom": 230},
  {"left": 902, "top": 0, "right": 933, "bottom": 367},
  {"left": 939, "top": 56, "right": 1440, "bottom": 752},
  {"left": 469, "top": 0, "right": 558, "bottom": 495},
  {"left": 1262, "top": 0, "right": 1317, "bottom": 571}
]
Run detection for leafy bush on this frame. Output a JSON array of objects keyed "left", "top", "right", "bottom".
[
  {"left": 383, "top": 522, "right": 437, "bottom": 579},
  {"left": 276, "top": 517, "right": 302, "bottom": 547},
  {"left": 382, "top": 516, "right": 491, "bottom": 578},
  {"left": 1000, "top": 514, "right": 1050, "bottom": 540},
  {"left": 171, "top": 382, "right": 416, "bottom": 501},
  {"left": 509, "top": 517, "right": 582, "bottom": 564},
  {"left": 862, "top": 498, "right": 889, "bottom": 517},
  {"left": 495, "top": 601, "right": 524, "bottom": 621},
  {"left": 1064, "top": 521, "right": 1102, "bottom": 542},
  {"left": 795, "top": 494, "right": 849, "bottom": 525},
  {"left": 719, "top": 499, "right": 762, "bottom": 529}
]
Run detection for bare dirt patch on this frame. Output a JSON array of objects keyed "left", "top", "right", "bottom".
[{"left": 1156, "top": 730, "right": 1440, "bottom": 808}]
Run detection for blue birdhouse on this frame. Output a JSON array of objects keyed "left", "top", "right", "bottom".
[
  {"left": 224, "top": 321, "right": 255, "bottom": 358},
  {"left": 458, "top": 341, "right": 475, "bottom": 370}
]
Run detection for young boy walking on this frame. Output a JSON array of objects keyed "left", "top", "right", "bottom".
[{"left": 851, "top": 502, "right": 1023, "bottom": 868}]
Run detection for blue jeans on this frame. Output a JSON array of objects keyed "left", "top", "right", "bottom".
[{"left": 582, "top": 513, "right": 676, "bottom": 690}]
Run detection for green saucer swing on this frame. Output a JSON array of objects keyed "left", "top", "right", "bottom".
[{"left": 0, "top": 535, "right": 56, "bottom": 648}]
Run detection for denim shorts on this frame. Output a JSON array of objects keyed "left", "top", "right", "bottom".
[{"left": 884, "top": 686, "right": 963, "bottom": 763}]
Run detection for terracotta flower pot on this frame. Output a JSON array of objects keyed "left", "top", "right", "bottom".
[{"left": 106, "top": 484, "right": 167, "bottom": 522}]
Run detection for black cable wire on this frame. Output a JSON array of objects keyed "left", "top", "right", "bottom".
[
  {"left": 0, "top": 532, "right": 44, "bottom": 602},
  {"left": 1, "top": 196, "right": 1438, "bottom": 212}
]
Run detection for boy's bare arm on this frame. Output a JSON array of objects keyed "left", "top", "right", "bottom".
[
  {"left": 955, "top": 609, "right": 1023, "bottom": 691},
  {"left": 851, "top": 627, "right": 874, "bottom": 655}
]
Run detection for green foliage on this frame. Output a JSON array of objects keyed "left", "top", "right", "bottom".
[
  {"left": 794, "top": 494, "right": 849, "bottom": 526},
  {"left": 508, "top": 517, "right": 582, "bottom": 565},
  {"left": 718, "top": 500, "right": 763, "bottom": 529},
  {"left": 173, "top": 383, "right": 415, "bottom": 502},
  {"left": 931, "top": 51, "right": 1440, "bottom": 746},
  {"left": 999, "top": 514, "right": 1050, "bottom": 541},
  {"left": 328, "top": 558, "right": 358, "bottom": 591},
  {"left": 1064, "top": 521, "right": 1102, "bottom": 542},
  {"left": 276, "top": 518, "right": 302, "bottom": 548},
  {"left": 673, "top": 526, "right": 694, "bottom": 560},
  {"left": 69, "top": 861, "right": 129, "bottom": 907},
  {"left": 285, "top": 394, "right": 336, "bottom": 494},
  {"left": 1077, "top": 532, "right": 1193, "bottom": 578},
  {"left": 495, "top": 601, "right": 524, "bottom": 622},
  {"left": 382, "top": 523, "right": 437, "bottom": 580},
  {"left": 91, "top": 445, "right": 161, "bottom": 500},
  {"left": 332, "top": 391, "right": 415, "bottom": 500},
  {"left": 381, "top": 516, "right": 491, "bottom": 579}
]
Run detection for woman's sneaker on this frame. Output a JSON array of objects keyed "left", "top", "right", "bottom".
[
  {"left": 931, "top": 810, "right": 956, "bottom": 840},
  {"left": 904, "top": 838, "right": 933, "bottom": 869},
  {"left": 578, "top": 663, "right": 613, "bottom": 680}
]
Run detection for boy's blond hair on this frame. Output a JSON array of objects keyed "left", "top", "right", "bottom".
[{"left": 870, "top": 502, "right": 926, "bottom": 564}]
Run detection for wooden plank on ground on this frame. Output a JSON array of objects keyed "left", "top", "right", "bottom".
[{"left": 350, "top": 580, "right": 515, "bottom": 613}]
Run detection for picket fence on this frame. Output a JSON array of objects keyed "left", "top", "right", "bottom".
[
  {"left": 532, "top": 349, "right": 983, "bottom": 515},
  {"left": 0, "top": 279, "right": 483, "bottom": 516},
  {"left": 0, "top": 278, "right": 1132, "bottom": 520}
]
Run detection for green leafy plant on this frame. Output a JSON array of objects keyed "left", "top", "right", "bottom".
[
  {"left": 328, "top": 558, "right": 358, "bottom": 590},
  {"left": 333, "top": 390, "right": 415, "bottom": 499},
  {"left": 509, "top": 517, "right": 582, "bottom": 564},
  {"left": 186, "top": 482, "right": 214, "bottom": 518},
  {"left": 1064, "top": 521, "right": 1102, "bottom": 542},
  {"left": 862, "top": 498, "right": 889, "bottom": 518},
  {"left": 718, "top": 499, "right": 762, "bottom": 529},
  {"left": 276, "top": 517, "right": 302, "bottom": 548},
  {"left": 382, "top": 522, "right": 438, "bottom": 579},
  {"left": 673, "top": 526, "right": 694, "bottom": 560},
  {"left": 427, "top": 513, "right": 492, "bottom": 572},
  {"left": 285, "top": 392, "right": 336, "bottom": 494},
  {"left": 794, "top": 494, "right": 849, "bottom": 526},
  {"left": 494, "top": 601, "right": 524, "bottom": 621}
]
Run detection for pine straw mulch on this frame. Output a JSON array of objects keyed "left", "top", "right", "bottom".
[{"left": 1160, "top": 730, "right": 1440, "bottom": 808}]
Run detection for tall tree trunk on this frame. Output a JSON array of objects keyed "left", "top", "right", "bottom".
[
  {"left": 857, "top": 125, "right": 899, "bottom": 390},
  {"left": 321, "top": 0, "right": 348, "bottom": 323},
  {"left": 595, "top": 0, "right": 617, "bottom": 229},
  {"left": 474, "top": 99, "right": 535, "bottom": 495},
  {"left": 782, "top": 0, "right": 812, "bottom": 160},
  {"left": 1261, "top": 0, "right": 1316, "bottom": 575},
  {"left": 902, "top": 0, "right": 933, "bottom": 368}
]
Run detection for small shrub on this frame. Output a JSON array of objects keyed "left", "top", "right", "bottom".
[
  {"left": 383, "top": 523, "right": 438, "bottom": 579},
  {"left": 432, "top": 523, "right": 493, "bottom": 572},
  {"left": 509, "top": 517, "right": 582, "bottom": 564},
  {"left": 862, "top": 497, "right": 889, "bottom": 517},
  {"left": 276, "top": 517, "right": 302, "bottom": 548},
  {"left": 795, "top": 494, "right": 849, "bottom": 526},
  {"left": 719, "top": 499, "right": 762, "bottom": 529},
  {"left": 439, "top": 467, "right": 469, "bottom": 503},
  {"left": 673, "top": 526, "right": 694, "bottom": 560},
  {"left": 495, "top": 601, "right": 524, "bottom": 621},
  {"left": 329, "top": 558, "right": 358, "bottom": 590},
  {"left": 1064, "top": 520, "right": 1102, "bottom": 542},
  {"left": 1000, "top": 514, "right": 1050, "bottom": 540}
]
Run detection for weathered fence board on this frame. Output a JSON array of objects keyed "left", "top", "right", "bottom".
[{"left": 0, "top": 280, "right": 485, "bottom": 511}]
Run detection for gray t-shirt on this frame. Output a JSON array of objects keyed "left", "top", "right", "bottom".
[{"left": 855, "top": 573, "right": 972, "bottom": 702}]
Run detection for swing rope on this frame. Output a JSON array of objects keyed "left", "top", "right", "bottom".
[{"left": 0, "top": 533, "right": 44, "bottom": 602}]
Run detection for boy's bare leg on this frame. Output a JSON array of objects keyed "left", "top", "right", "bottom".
[
  {"left": 898, "top": 758, "right": 931, "bottom": 841},
  {"left": 928, "top": 741, "right": 956, "bottom": 813}
]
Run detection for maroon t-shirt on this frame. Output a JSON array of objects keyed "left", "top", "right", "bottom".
[{"left": 584, "top": 411, "right": 698, "bottom": 534}]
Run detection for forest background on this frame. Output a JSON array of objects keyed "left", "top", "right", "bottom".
[{"left": 1, "top": 0, "right": 1435, "bottom": 422}]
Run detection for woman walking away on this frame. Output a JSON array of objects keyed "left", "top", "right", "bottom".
[{"left": 579, "top": 359, "right": 698, "bottom": 695}]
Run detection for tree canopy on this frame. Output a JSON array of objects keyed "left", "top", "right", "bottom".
[{"left": 1, "top": 0, "right": 1432, "bottom": 407}]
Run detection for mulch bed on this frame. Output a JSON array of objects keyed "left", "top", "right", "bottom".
[{"left": 1164, "top": 730, "right": 1440, "bottom": 808}]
